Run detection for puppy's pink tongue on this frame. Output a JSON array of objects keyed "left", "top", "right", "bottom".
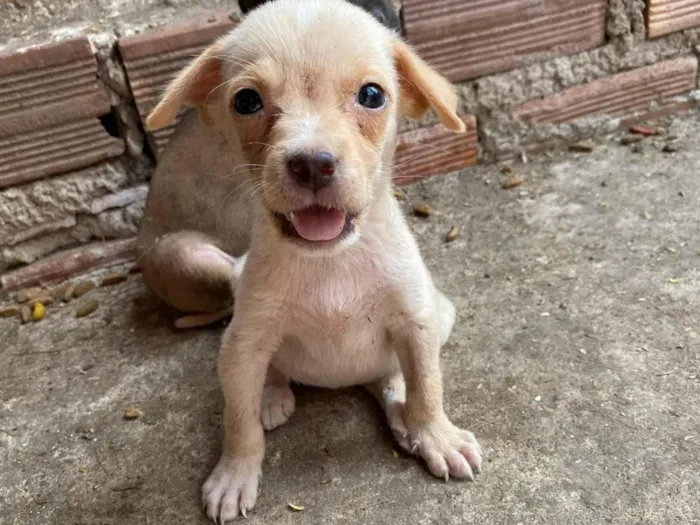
[{"left": 290, "top": 208, "right": 346, "bottom": 241}]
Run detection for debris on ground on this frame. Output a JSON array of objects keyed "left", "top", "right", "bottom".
[
  {"left": 288, "top": 503, "right": 305, "bottom": 512},
  {"left": 621, "top": 135, "right": 643, "bottom": 145},
  {"left": 20, "top": 305, "right": 31, "bottom": 324},
  {"left": 62, "top": 283, "right": 77, "bottom": 302},
  {"left": 72, "top": 281, "right": 95, "bottom": 298},
  {"left": 502, "top": 164, "right": 513, "bottom": 175},
  {"left": 0, "top": 306, "right": 20, "bottom": 318},
  {"left": 75, "top": 299, "right": 99, "bottom": 318},
  {"left": 503, "top": 176, "right": 525, "bottom": 190},
  {"left": 569, "top": 140, "right": 595, "bottom": 153},
  {"left": 32, "top": 303, "right": 46, "bottom": 322},
  {"left": 413, "top": 203, "right": 432, "bottom": 218},
  {"left": 123, "top": 407, "right": 142, "bottom": 420},
  {"left": 15, "top": 287, "right": 44, "bottom": 303},
  {"left": 445, "top": 226, "right": 459, "bottom": 243},
  {"left": 101, "top": 273, "right": 128, "bottom": 287},
  {"left": 629, "top": 125, "right": 658, "bottom": 136}
]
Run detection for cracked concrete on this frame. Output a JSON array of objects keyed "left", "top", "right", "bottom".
[{"left": 1, "top": 112, "right": 699, "bottom": 524}]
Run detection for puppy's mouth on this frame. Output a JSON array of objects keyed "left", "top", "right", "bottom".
[{"left": 274, "top": 206, "right": 356, "bottom": 243}]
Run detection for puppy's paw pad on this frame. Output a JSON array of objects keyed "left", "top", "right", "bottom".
[
  {"left": 406, "top": 419, "right": 483, "bottom": 481},
  {"left": 261, "top": 384, "right": 295, "bottom": 431},
  {"left": 202, "top": 456, "right": 262, "bottom": 523}
]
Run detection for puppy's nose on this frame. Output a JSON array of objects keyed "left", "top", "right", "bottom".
[{"left": 287, "top": 151, "right": 336, "bottom": 191}]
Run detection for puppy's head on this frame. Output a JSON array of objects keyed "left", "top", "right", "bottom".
[{"left": 148, "top": 0, "right": 463, "bottom": 252}]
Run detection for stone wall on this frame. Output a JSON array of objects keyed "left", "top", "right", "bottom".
[{"left": 1, "top": 0, "right": 699, "bottom": 293}]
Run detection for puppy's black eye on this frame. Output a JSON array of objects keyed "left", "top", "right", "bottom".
[
  {"left": 233, "top": 89, "right": 264, "bottom": 115},
  {"left": 358, "top": 83, "right": 385, "bottom": 109}
]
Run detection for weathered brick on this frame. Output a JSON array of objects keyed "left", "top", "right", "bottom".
[
  {"left": 1, "top": 238, "right": 136, "bottom": 292},
  {"left": 647, "top": 0, "right": 700, "bottom": 39},
  {"left": 403, "top": 0, "right": 606, "bottom": 82},
  {"left": 393, "top": 115, "right": 477, "bottom": 185},
  {"left": 0, "top": 118, "right": 125, "bottom": 189},
  {"left": 119, "top": 12, "right": 238, "bottom": 155},
  {"left": 512, "top": 57, "right": 698, "bottom": 125},
  {"left": 0, "top": 38, "right": 124, "bottom": 187}
]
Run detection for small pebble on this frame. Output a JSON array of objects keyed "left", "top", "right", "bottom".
[
  {"left": 413, "top": 203, "right": 432, "bottom": 218},
  {"left": 15, "top": 287, "right": 44, "bottom": 303},
  {"left": 32, "top": 303, "right": 46, "bottom": 322},
  {"left": 662, "top": 142, "right": 679, "bottom": 153},
  {"left": 101, "top": 273, "right": 127, "bottom": 287},
  {"left": 123, "top": 407, "right": 142, "bottom": 420},
  {"left": 0, "top": 306, "right": 20, "bottom": 318},
  {"left": 73, "top": 281, "right": 95, "bottom": 298},
  {"left": 445, "top": 226, "right": 459, "bottom": 243},
  {"left": 535, "top": 396, "right": 542, "bottom": 402},
  {"left": 579, "top": 348, "right": 587, "bottom": 355},
  {"left": 20, "top": 305, "right": 32, "bottom": 324},
  {"left": 75, "top": 299, "right": 99, "bottom": 318}
]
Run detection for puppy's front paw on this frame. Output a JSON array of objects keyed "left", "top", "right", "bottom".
[
  {"left": 260, "top": 383, "right": 295, "bottom": 431},
  {"left": 399, "top": 417, "right": 483, "bottom": 481},
  {"left": 202, "top": 455, "right": 262, "bottom": 522}
]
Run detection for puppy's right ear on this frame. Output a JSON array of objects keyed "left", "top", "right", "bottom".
[{"left": 146, "top": 45, "right": 223, "bottom": 130}]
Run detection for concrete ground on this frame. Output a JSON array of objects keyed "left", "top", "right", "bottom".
[{"left": 2, "top": 113, "right": 699, "bottom": 525}]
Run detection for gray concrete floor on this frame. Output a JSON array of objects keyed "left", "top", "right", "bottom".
[{"left": 2, "top": 113, "right": 699, "bottom": 525}]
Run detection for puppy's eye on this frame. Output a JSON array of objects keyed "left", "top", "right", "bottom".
[
  {"left": 233, "top": 89, "right": 264, "bottom": 115},
  {"left": 358, "top": 84, "right": 385, "bottom": 109}
]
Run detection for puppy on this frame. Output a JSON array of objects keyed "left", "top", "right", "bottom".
[
  {"left": 139, "top": 0, "right": 482, "bottom": 521},
  {"left": 239, "top": 0, "right": 402, "bottom": 32}
]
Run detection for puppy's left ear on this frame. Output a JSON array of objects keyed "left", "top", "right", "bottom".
[
  {"left": 392, "top": 40, "right": 465, "bottom": 133},
  {"left": 146, "top": 45, "right": 223, "bottom": 130}
]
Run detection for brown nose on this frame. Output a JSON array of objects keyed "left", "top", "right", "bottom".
[{"left": 287, "top": 151, "right": 336, "bottom": 192}]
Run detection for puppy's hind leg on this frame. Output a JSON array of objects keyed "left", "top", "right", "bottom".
[
  {"left": 260, "top": 366, "right": 295, "bottom": 431},
  {"left": 137, "top": 230, "right": 246, "bottom": 315}
]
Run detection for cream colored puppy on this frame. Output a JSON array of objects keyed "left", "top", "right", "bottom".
[{"left": 142, "top": 0, "right": 482, "bottom": 521}]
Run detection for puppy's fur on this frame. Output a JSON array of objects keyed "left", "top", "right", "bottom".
[
  {"left": 239, "top": 0, "right": 402, "bottom": 32},
  {"left": 138, "top": 0, "right": 482, "bottom": 521}
]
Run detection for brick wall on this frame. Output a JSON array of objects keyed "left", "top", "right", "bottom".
[{"left": 1, "top": 0, "right": 699, "bottom": 292}]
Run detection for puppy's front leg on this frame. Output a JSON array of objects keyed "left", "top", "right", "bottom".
[
  {"left": 202, "top": 325, "right": 280, "bottom": 522},
  {"left": 390, "top": 316, "right": 483, "bottom": 481}
]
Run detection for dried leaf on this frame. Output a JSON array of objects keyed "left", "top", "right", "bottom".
[
  {"left": 502, "top": 176, "right": 524, "bottom": 190},
  {"left": 62, "top": 283, "right": 77, "bottom": 303},
  {"left": 288, "top": 503, "right": 305, "bottom": 512},
  {"left": 20, "top": 305, "right": 32, "bottom": 324},
  {"left": 413, "top": 203, "right": 432, "bottom": 218},
  {"left": 668, "top": 278, "right": 679, "bottom": 284},
  {"left": 0, "top": 306, "right": 20, "bottom": 318},
  {"left": 15, "top": 287, "right": 44, "bottom": 303},
  {"left": 73, "top": 281, "right": 95, "bottom": 298},
  {"left": 123, "top": 407, "right": 142, "bottom": 420},
  {"left": 445, "top": 226, "right": 459, "bottom": 243},
  {"left": 101, "top": 273, "right": 127, "bottom": 287},
  {"left": 629, "top": 125, "right": 658, "bottom": 136},
  {"left": 392, "top": 189, "right": 405, "bottom": 200},
  {"left": 75, "top": 299, "right": 99, "bottom": 318},
  {"left": 569, "top": 140, "right": 595, "bottom": 153},
  {"left": 391, "top": 449, "right": 399, "bottom": 459}
]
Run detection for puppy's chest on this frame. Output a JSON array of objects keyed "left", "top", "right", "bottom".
[{"left": 272, "top": 258, "right": 396, "bottom": 387}]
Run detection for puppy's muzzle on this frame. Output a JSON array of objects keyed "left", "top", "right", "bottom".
[{"left": 287, "top": 151, "right": 337, "bottom": 193}]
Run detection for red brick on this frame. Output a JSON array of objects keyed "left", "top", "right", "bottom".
[
  {"left": 647, "top": 0, "right": 700, "bottom": 39},
  {"left": 513, "top": 57, "right": 698, "bottom": 125},
  {"left": 392, "top": 115, "right": 477, "bottom": 185},
  {"left": 1, "top": 238, "right": 136, "bottom": 292},
  {"left": 119, "top": 12, "right": 238, "bottom": 155},
  {"left": 0, "top": 118, "right": 125, "bottom": 189},
  {"left": 0, "top": 38, "right": 123, "bottom": 186},
  {"left": 403, "top": 0, "right": 606, "bottom": 82}
]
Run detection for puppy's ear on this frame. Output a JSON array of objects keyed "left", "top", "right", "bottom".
[
  {"left": 392, "top": 40, "right": 465, "bottom": 133},
  {"left": 146, "top": 45, "right": 223, "bottom": 130}
]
